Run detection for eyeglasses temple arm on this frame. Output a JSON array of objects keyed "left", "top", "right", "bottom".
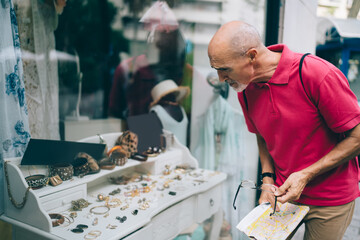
[
  {"left": 233, "top": 184, "right": 242, "bottom": 210},
  {"left": 270, "top": 196, "right": 277, "bottom": 216}
]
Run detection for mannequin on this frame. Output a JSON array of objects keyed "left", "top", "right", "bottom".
[{"left": 149, "top": 80, "right": 189, "bottom": 146}]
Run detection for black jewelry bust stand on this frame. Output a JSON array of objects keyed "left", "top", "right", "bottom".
[
  {"left": 159, "top": 103, "right": 183, "bottom": 122},
  {"left": 156, "top": 94, "right": 184, "bottom": 122}
]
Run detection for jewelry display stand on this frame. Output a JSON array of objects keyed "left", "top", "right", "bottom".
[{"left": 1, "top": 131, "right": 226, "bottom": 240}]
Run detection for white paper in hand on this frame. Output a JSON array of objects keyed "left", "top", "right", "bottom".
[{"left": 237, "top": 202, "right": 309, "bottom": 240}]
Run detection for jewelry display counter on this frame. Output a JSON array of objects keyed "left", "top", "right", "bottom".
[{"left": 1, "top": 132, "right": 227, "bottom": 240}]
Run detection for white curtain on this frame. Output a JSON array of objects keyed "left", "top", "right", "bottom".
[
  {"left": 15, "top": 0, "right": 60, "bottom": 139},
  {"left": 0, "top": 0, "right": 31, "bottom": 214}
]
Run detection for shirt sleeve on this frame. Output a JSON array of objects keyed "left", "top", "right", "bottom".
[
  {"left": 317, "top": 67, "right": 360, "bottom": 133},
  {"left": 237, "top": 92, "right": 259, "bottom": 134}
]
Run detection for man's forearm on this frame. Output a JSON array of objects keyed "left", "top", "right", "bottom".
[{"left": 256, "top": 134, "right": 275, "bottom": 184}]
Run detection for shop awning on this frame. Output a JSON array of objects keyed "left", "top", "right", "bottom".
[{"left": 317, "top": 17, "right": 360, "bottom": 45}]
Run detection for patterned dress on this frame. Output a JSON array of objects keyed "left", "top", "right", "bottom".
[{"left": 0, "top": 0, "right": 31, "bottom": 214}]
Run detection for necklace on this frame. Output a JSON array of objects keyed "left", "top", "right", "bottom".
[{"left": 4, "top": 161, "right": 31, "bottom": 209}]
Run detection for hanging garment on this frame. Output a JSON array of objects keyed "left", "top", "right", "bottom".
[
  {"left": 193, "top": 95, "right": 258, "bottom": 240},
  {"left": 15, "top": 0, "right": 60, "bottom": 139},
  {"left": 0, "top": 0, "right": 31, "bottom": 214},
  {"left": 150, "top": 104, "right": 188, "bottom": 146},
  {"left": 194, "top": 95, "right": 243, "bottom": 174},
  {"left": 108, "top": 54, "right": 150, "bottom": 118}
]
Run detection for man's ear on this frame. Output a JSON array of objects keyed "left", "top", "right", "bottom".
[{"left": 247, "top": 48, "right": 257, "bottom": 62}]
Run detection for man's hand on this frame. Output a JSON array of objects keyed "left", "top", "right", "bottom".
[
  {"left": 259, "top": 184, "right": 280, "bottom": 211},
  {"left": 275, "top": 171, "right": 311, "bottom": 203}
]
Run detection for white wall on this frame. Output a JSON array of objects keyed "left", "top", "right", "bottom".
[{"left": 281, "top": 0, "right": 318, "bottom": 54}]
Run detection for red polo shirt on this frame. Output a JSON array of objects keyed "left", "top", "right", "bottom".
[{"left": 238, "top": 44, "right": 360, "bottom": 206}]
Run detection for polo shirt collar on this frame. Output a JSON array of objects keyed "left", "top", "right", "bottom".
[{"left": 263, "top": 44, "right": 294, "bottom": 85}]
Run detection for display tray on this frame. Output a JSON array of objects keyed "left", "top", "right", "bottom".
[{"left": 48, "top": 168, "right": 226, "bottom": 240}]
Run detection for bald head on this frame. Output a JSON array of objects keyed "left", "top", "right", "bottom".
[
  {"left": 208, "top": 21, "right": 281, "bottom": 86},
  {"left": 209, "top": 21, "right": 263, "bottom": 59}
]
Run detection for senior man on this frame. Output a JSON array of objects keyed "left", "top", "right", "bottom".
[{"left": 208, "top": 20, "right": 360, "bottom": 239}]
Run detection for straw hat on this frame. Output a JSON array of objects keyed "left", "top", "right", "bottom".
[{"left": 150, "top": 80, "right": 190, "bottom": 107}]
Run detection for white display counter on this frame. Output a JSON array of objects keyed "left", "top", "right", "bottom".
[{"left": 1, "top": 132, "right": 226, "bottom": 240}]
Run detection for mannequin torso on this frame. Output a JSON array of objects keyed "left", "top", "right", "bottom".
[{"left": 150, "top": 103, "right": 188, "bottom": 146}]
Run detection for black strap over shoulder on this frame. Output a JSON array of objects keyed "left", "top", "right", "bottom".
[
  {"left": 299, "top": 53, "right": 312, "bottom": 103},
  {"left": 243, "top": 90, "right": 248, "bottom": 111},
  {"left": 243, "top": 52, "right": 312, "bottom": 111}
]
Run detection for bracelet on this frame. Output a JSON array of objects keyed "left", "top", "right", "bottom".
[
  {"left": 73, "top": 157, "right": 90, "bottom": 177},
  {"left": 90, "top": 206, "right": 110, "bottom": 215},
  {"left": 76, "top": 152, "right": 100, "bottom": 174},
  {"left": 59, "top": 215, "right": 73, "bottom": 227},
  {"left": 49, "top": 213, "right": 65, "bottom": 227},
  {"left": 98, "top": 158, "right": 116, "bottom": 170},
  {"left": 84, "top": 230, "right": 101, "bottom": 240},
  {"left": 109, "top": 147, "right": 128, "bottom": 166},
  {"left": 106, "top": 224, "right": 117, "bottom": 229},
  {"left": 25, "top": 174, "right": 49, "bottom": 189},
  {"left": 260, "top": 172, "right": 276, "bottom": 182},
  {"left": 105, "top": 198, "right": 122, "bottom": 208},
  {"left": 50, "top": 163, "right": 74, "bottom": 181},
  {"left": 107, "top": 145, "right": 123, "bottom": 156}
]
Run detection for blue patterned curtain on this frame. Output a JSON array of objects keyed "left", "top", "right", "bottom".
[{"left": 0, "top": 0, "right": 31, "bottom": 215}]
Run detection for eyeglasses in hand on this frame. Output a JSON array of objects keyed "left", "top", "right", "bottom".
[{"left": 233, "top": 180, "right": 278, "bottom": 216}]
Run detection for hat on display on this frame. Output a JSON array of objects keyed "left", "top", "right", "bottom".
[{"left": 150, "top": 80, "right": 190, "bottom": 108}]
